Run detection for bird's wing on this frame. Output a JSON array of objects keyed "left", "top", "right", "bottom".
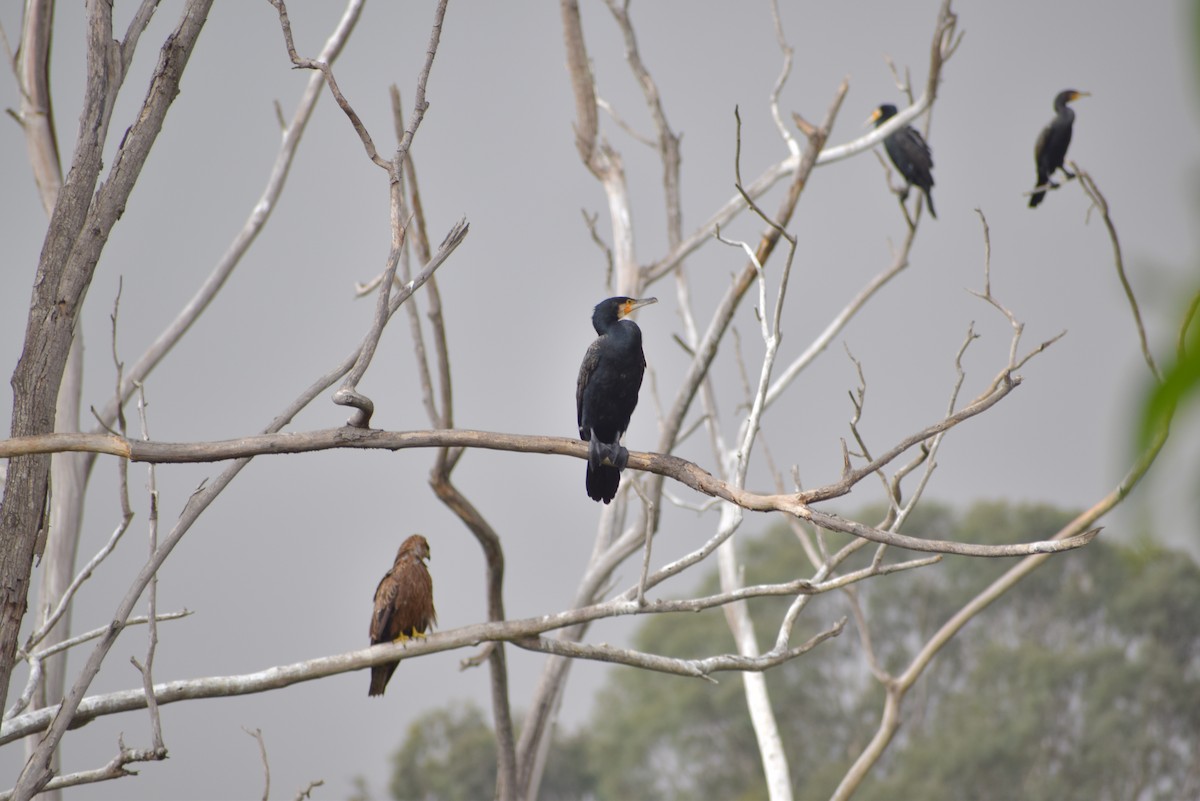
[
  {"left": 897, "top": 127, "right": 933, "bottom": 173},
  {"left": 1034, "top": 124, "right": 1052, "bottom": 166},
  {"left": 370, "top": 569, "right": 400, "bottom": 644},
  {"left": 576, "top": 338, "right": 605, "bottom": 437},
  {"left": 392, "top": 559, "right": 437, "bottom": 635}
]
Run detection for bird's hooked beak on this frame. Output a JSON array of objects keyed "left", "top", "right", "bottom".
[
  {"left": 619, "top": 297, "right": 658, "bottom": 319},
  {"left": 1070, "top": 90, "right": 1091, "bottom": 102},
  {"left": 865, "top": 108, "right": 882, "bottom": 127}
]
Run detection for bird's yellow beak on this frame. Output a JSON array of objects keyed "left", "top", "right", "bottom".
[
  {"left": 619, "top": 297, "right": 658, "bottom": 318},
  {"left": 1071, "top": 90, "right": 1091, "bottom": 101},
  {"left": 865, "top": 108, "right": 882, "bottom": 126}
]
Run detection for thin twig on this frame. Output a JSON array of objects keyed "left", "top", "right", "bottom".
[
  {"left": 0, "top": 734, "right": 167, "bottom": 800},
  {"left": 242, "top": 727, "right": 269, "bottom": 801},
  {"left": 269, "top": 0, "right": 388, "bottom": 170},
  {"left": 293, "top": 779, "right": 324, "bottom": 801},
  {"left": 132, "top": 382, "right": 163, "bottom": 751},
  {"left": 1073, "top": 162, "right": 1159, "bottom": 380},
  {"left": 89, "top": 0, "right": 366, "bottom": 445}
]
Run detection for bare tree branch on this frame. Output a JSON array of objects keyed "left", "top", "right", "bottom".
[
  {"left": 644, "top": 0, "right": 958, "bottom": 284},
  {"left": 0, "top": 422, "right": 1102, "bottom": 559},
  {"left": 1073, "top": 162, "right": 1159, "bottom": 380},
  {"left": 829, "top": 180, "right": 1172, "bottom": 800},
  {"left": 269, "top": 0, "right": 388, "bottom": 170},
  {"left": 242, "top": 727, "right": 269, "bottom": 801},
  {"left": 3, "top": 585, "right": 862, "bottom": 747},
  {"left": 9, "top": 215, "right": 464, "bottom": 800},
  {"left": 1, "top": 5, "right": 216, "bottom": 781},
  {"left": 131, "top": 384, "right": 164, "bottom": 752},
  {"left": 513, "top": 617, "right": 845, "bottom": 679},
  {"left": 89, "top": 0, "right": 365, "bottom": 438},
  {"left": 0, "top": 735, "right": 167, "bottom": 801}
]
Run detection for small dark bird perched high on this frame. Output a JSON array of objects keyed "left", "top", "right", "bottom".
[
  {"left": 368, "top": 534, "right": 436, "bottom": 697},
  {"left": 1029, "top": 89, "right": 1089, "bottom": 208},
  {"left": 869, "top": 103, "right": 937, "bottom": 219},
  {"left": 576, "top": 296, "right": 657, "bottom": 504}
]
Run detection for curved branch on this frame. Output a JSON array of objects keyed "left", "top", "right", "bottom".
[
  {"left": 89, "top": 0, "right": 366, "bottom": 442},
  {"left": 1, "top": 591, "right": 848, "bottom": 747},
  {"left": 831, "top": 423, "right": 1168, "bottom": 800},
  {"left": 644, "top": 0, "right": 958, "bottom": 284},
  {"left": 8, "top": 3, "right": 217, "bottom": 796},
  {"left": 0, "top": 427, "right": 1100, "bottom": 559},
  {"left": 513, "top": 617, "right": 845, "bottom": 679},
  {"left": 269, "top": 0, "right": 388, "bottom": 170},
  {"left": 1073, "top": 163, "right": 1159, "bottom": 380}
]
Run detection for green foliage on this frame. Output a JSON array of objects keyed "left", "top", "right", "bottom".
[
  {"left": 1139, "top": 293, "right": 1200, "bottom": 449},
  {"left": 388, "top": 701, "right": 597, "bottom": 801},
  {"left": 390, "top": 702, "right": 498, "bottom": 801},
  {"left": 388, "top": 502, "right": 1200, "bottom": 801},
  {"left": 857, "top": 528, "right": 1200, "bottom": 801}
]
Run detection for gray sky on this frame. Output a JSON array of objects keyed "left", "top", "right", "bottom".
[{"left": 2, "top": 1, "right": 1198, "bottom": 798}]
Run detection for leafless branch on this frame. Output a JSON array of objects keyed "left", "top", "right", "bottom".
[
  {"left": 513, "top": 617, "right": 845, "bottom": 680},
  {"left": 714, "top": 92, "right": 810, "bottom": 801},
  {"left": 0, "top": 734, "right": 167, "bottom": 801},
  {"left": 831, "top": 178, "right": 1175, "bottom": 799},
  {"left": 644, "top": 0, "right": 958, "bottom": 284},
  {"left": 9, "top": 215, "right": 465, "bottom": 800},
  {"left": 90, "top": 0, "right": 366, "bottom": 442},
  {"left": 0, "top": 548, "right": 927, "bottom": 750},
  {"left": 561, "top": 0, "right": 637, "bottom": 295},
  {"left": 21, "top": 514, "right": 133, "bottom": 657},
  {"left": 329, "top": 0, "right": 450, "bottom": 427},
  {"left": 24, "top": 613, "right": 192, "bottom": 665},
  {"left": 3, "top": 7, "right": 215, "bottom": 789},
  {"left": 458, "top": 642, "right": 495, "bottom": 671},
  {"left": 132, "top": 383, "right": 164, "bottom": 752},
  {"left": 242, "top": 726, "right": 270, "bottom": 801},
  {"left": 387, "top": 91, "right": 515, "bottom": 797},
  {"left": 269, "top": 0, "right": 388, "bottom": 170},
  {"left": 765, "top": 0, "right": 799, "bottom": 156},
  {"left": 0, "top": 425, "right": 1100, "bottom": 558},
  {"left": 1073, "top": 162, "right": 1159, "bottom": 380},
  {"left": 293, "top": 779, "right": 325, "bottom": 801}
]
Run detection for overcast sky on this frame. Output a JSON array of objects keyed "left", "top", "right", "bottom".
[{"left": 2, "top": 1, "right": 1198, "bottom": 799}]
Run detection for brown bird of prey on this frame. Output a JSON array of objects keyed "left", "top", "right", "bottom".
[{"left": 368, "top": 534, "right": 436, "bottom": 697}]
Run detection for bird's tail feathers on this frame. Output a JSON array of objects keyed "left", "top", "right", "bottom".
[
  {"left": 586, "top": 463, "right": 621, "bottom": 504},
  {"left": 368, "top": 661, "right": 399, "bottom": 696},
  {"left": 923, "top": 188, "right": 937, "bottom": 219}
]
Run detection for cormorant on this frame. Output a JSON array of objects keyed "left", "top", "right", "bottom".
[
  {"left": 576, "top": 296, "right": 657, "bottom": 504},
  {"left": 1029, "top": 89, "right": 1089, "bottom": 208},
  {"left": 869, "top": 103, "right": 937, "bottom": 219}
]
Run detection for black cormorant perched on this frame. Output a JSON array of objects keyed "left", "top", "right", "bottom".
[
  {"left": 869, "top": 103, "right": 937, "bottom": 219},
  {"left": 1029, "top": 89, "right": 1089, "bottom": 208},
  {"left": 576, "top": 296, "right": 657, "bottom": 504}
]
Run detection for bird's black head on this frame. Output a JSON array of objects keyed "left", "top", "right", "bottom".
[
  {"left": 592, "top": 296, "right": 657, "bottom": 331},
  {"left": 868, "top": 104, "right": 898, "bottom": 127},
  {"left": 1055, "top": 89, "right": 1090, "bottom": 108}
]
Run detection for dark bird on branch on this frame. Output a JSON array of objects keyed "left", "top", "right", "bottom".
[
  {"left": 368, "top": 534, "right": 436, "bottom": 697},
  {"left": 576, "top": 296, "right": 657, "bottom": 504},
  {"left": 869, "top": 103, "right": 937, "bottom": 219},
  {"left": 1029, "top": 89, "right": 1089, "bottom": 208}
]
